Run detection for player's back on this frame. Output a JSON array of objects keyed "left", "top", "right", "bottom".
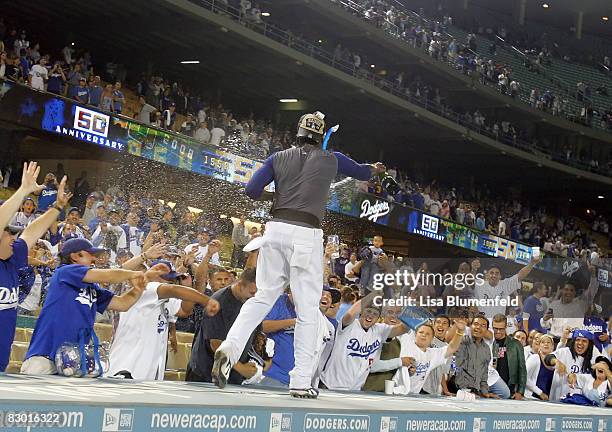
[{"left": 271, "top": 145, "right": 338, "bottom": 226}]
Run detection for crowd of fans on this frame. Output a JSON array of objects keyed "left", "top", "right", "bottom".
[
  {"left": 0, "top": 20, "right": 290, "bottom": 161},
  {"left": 362, "top": 168, "right": 612, "bottom": 260},
  {"left": 435, "top": 4, "right": 611, "bottom": 72},
  {"left": 2, "top": 12, "right": 612, "bottom": 176},
  {"left": 0, "top": 162, "right": 611, "bottom": 408},
  {"left": 0, "top": 17, "right": 610, "bottom": 264}
]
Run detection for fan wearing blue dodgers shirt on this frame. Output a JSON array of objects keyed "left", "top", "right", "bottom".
[
  {"left": 259, "top": 287, "right": 337, "bottom": 388},
  {"left": 34, "top": 173, "right": 59, "bottom": 212},
  {"left": 212, "top": 111, "right": 387, "bottom": 398},
  {"left": 0, "top": 162, "right": 72, "bottom": 372},
  {"left": 21, "top": 238, "right": 169, "bottom": 374}
]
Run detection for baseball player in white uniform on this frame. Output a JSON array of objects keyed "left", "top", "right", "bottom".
[{"left": 212, "top": 111, "right": 386, "bottom": 398}]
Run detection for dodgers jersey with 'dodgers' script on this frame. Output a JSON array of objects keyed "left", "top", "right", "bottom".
[{"left": 320, "top": 320, "right": 393, "bottom": 391}]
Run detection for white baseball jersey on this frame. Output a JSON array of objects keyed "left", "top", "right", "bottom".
[
  {"left": 311, "top": 312, "right": 336, "bottom": 386},
  {"left": 320, "top": 320, "right": 392, "bottom": 391},
  {"left": 569, "top": 374, "right": 611, "bottom": 403},
  {"left": 108, "top": 282, "right": 181, "bottom": 380},
  {"left": 549, "top": 346, "right": 600, "bottom": 401},
  {"left": 394, "top": 332, "right": 447, "bottom": 394},
  {"left": 474, "top": 274, "right": 520, "bottom": 317}
]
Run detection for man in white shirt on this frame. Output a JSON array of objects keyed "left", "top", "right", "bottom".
[
  {"left": 344, "top": 252, "right": 359, "bottom": 283},
  {"left": 210, "top": 126, "right": 226, "bottom": 146},
  {"left": 121, "top": 211, "right": 144, "bottom": 256},
  {"left": 29, "top": 58, "right": 48, "bottom": 91},
  {"left": 10, "top": 197, "right": 37, "bottom": 228},
  {"left": 320, "top": 292, "right": 407, "bottom": 390},
  {"left": 184, "top": 228, "right": 220, "bottom": 265},
  {"left": 497, "top": 217, "right": 507, "bottom": 236},
  {"left": 541, "top": 274, "right": 600, "bottom": 338},
  {"left": 137, "top": 96, "right": 156, "bottom": 124},
  {"left": 195, "top": 121, "right": 211, "bottom": 143},
  {"left": 108, "top": 260, "right": 219, "bottom": 380},
  {"left": 82, "top": 193, "right": 99, "bottom": 226},
  {"left": 91, "top": 209, "right": 127, "bottom": 251},
  {"left": 475, "top": 255, "right": 541, "bottom": 318}
]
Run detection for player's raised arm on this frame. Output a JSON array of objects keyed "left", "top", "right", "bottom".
[
  {"left": 333, "top": 152, "right": 386, "bottom": 181},
  {"left": 245, "top": 156, "right": 274, "bottom": 200}
]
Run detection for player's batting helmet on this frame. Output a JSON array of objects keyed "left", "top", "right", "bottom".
[{"left": 297, "top": 111, "right": 325, "bottom": 142}]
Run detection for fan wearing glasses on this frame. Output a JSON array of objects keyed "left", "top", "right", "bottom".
[{"left": 0, "top": 162, "right": 71, "bottom": 372}]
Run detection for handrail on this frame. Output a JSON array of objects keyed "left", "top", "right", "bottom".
[{"left": 188, "top": 0, "right": 612, "bottom": 178}]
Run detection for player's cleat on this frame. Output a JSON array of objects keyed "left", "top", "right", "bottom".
[
  {"left": 211, "top": 349, "right": 232, "bottom": 389},
  {"left": 289, "top": 387, "right": 320, "bottom": 399}
]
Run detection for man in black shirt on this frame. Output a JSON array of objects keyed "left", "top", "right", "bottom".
[
  {"left": 186, "top": 268, "right": 258, "bottom": 384},
  {"left": 491, "top": 314, "right": 527, "bottom": 399}
]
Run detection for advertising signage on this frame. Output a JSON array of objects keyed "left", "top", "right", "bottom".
[{"left": 0, "top": 80, "right": 263, "bottom": 187}]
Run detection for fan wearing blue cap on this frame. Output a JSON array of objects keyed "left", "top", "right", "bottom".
[
  {"left": 0, "top": 162, "right": 72, "bottom": 372},
  {"left": 20, "top": 238, "right": 170, "bottom": 375},
  {"left": 107, "top": 259, "right": 220, "bottom": 380},
  {"left": 546, "top": 328, "right": 601, "bottom": 401}
]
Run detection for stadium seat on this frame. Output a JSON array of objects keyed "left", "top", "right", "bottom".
[
  {"left": 176, "top": 332, "right": 194, "bottom": 344},
  {"left": 166, "top": 342, "right": 191, "bottom": 370},
  {"left": 5, "top": 361, "right": 22, "bottom": 374},
  {"left": 94, "top": 323, "right": 113, "bottom": 342},
  {"left": 9, "top": 342, "right": 29, "bottom": 363},
  {"left": 13, "top": 328, "right": 27, "bottom": 343},
  {"left": 164, "top": 370, "right": 180, "bottom": 381},
  {"left": 25, "top": 328, "right": 33, "bottom": 342}
]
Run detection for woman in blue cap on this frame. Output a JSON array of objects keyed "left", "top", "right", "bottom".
[{"left": 546, "top": 328, "right": 600, "bottom": 401}]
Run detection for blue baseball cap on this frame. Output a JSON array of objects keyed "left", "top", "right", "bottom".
[
  {"left": 150, "top": 259, "right": 185, "bottom": 281},
  {"left": 60, "top": 238, "right": 106, "bottom": 257},
  {"left": 572, "top": 329, "right": 594, "bottom": 341}
]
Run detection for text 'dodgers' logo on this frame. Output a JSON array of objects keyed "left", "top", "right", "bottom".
[
  {"left": 360, "top": 199, "right": 390, "bottom": 222},
  {"left": 102, "top": 408, "right": 134, "bottom": 432},
  {"left": 74, "top": 106, "right": 109, "bottom": 137}
]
